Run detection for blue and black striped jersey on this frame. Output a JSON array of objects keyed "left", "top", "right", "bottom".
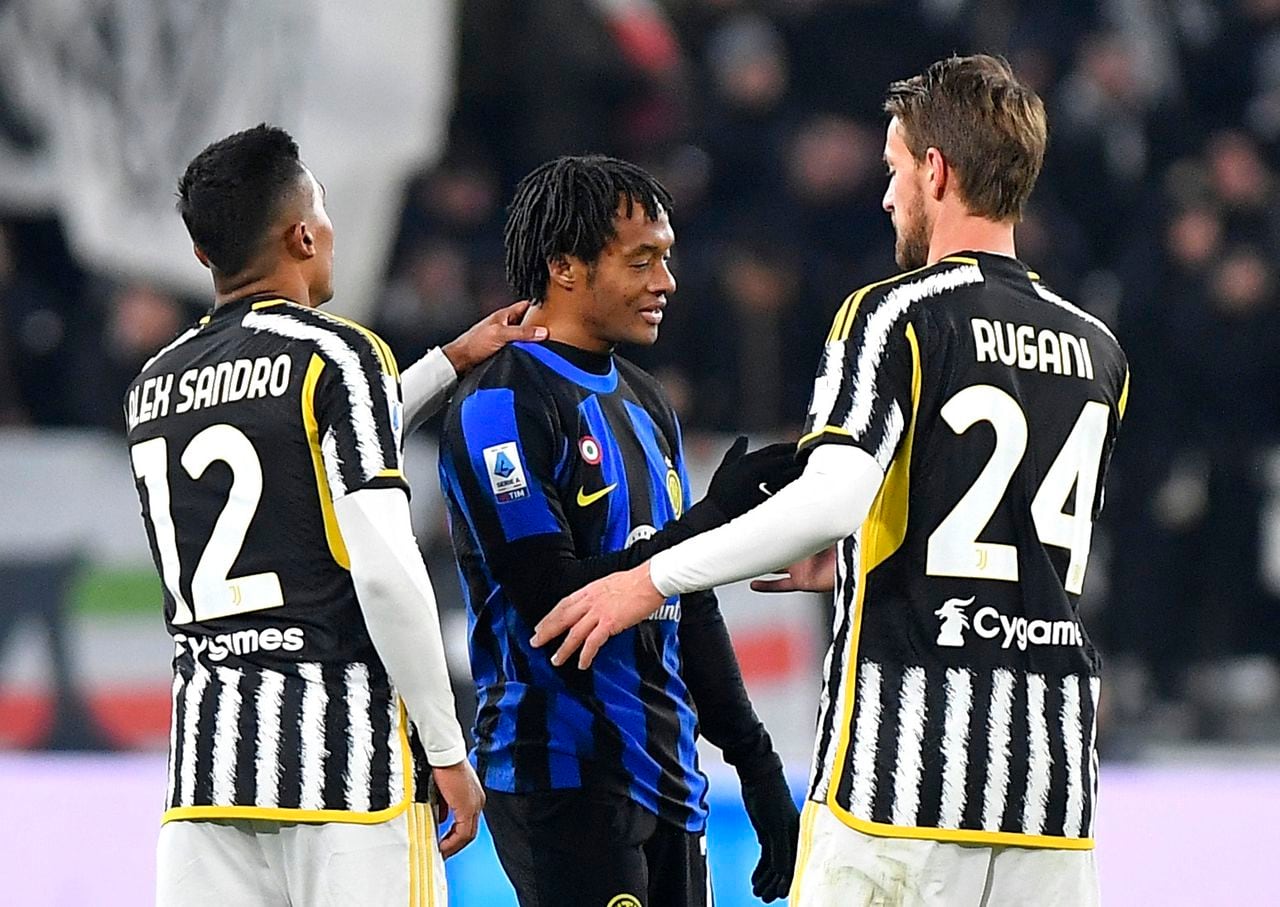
[{"left": 439, "top": 341, "right": 709, "bottom": 831}]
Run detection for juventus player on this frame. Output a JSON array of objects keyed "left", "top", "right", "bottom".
[
  {"left": 535, "top": 56, "right": 1128, "bottom": 906},
  {"left": 127, "top": 125, "right": 542, "bottom": 906}
]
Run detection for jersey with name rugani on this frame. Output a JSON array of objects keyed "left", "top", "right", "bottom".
[
  {"left": 125, "top": 295, "right": 430, "bottom": 824},
  {"left": 439, "top": 341, "right": 709, "bottom": 832},
  {"left": 799, "top": 253, "right": 1128, "bottom": 849}
]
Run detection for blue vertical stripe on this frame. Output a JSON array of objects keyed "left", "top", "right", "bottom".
[
  {"left": 577, "top": 395, "right": 631, "bottom": 553},
  {"left": 460, "top": 388, "right": 561, "bottom": 542},
  {"left": 624, "top": 401, "right": 676, "bottom": 527}
]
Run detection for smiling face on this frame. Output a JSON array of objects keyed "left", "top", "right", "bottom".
[
  {"left": 882, "top": 116, "right": 932, "bottom": 271},
  {"left": 579, "top": 201, "right": 677, "bottom": 348}
]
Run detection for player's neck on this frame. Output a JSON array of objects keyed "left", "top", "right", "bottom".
[
  {"left": 211, "top": 269, "right": 312, "bottom": 310},
  {"left": 926, "top": 211, "right": 1016, "bottom": 266},
  {"left": 523, "top": 297, "right": 612, "bottom": 355}
]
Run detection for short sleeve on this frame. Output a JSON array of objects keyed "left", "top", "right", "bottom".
[
  {"left": 443, "top": 385, "right": 571, "bottom": 544},
  {"left": 309, "top": 329, "right": 408, "bottom": 500},
  {"left": 798, "top": 288, "right": 918, "bottom": 472}
]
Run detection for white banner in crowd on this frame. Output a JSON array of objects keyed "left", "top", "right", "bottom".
[{"left": 0, "top": 0, "right": 456, "bottom": 317}]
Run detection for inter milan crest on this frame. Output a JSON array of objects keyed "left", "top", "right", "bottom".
[{"left": 665, "top": 467, "right": 683, "bottom": 518}]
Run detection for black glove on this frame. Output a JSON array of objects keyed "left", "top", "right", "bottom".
[
  {"left": 703, "top": 436, "right": 803, "bottom": 520},
  {"left": 740, "top": 762, "right": 801, "bottom": 902}
]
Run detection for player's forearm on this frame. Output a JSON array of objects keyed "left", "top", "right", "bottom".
[
  {"left": 401, "top": 347, "right": 458, "bottom": 434},
  {"left": 649, "top": 445, "right": 885, "bottom": 597},
  {"left": 679, "top": 592, "right": 781, "bottom": 780},
  {"left": 334, "top": 488, "right": 467, "bottom": 766}
]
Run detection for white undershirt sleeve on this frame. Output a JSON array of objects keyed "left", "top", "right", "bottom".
[
  {"left": 649, "top": 444, "right": 887, "bottom": 597},
  {"left": 401, "top": 347, "right": 458, "bottom": 434},
  {"left": 333, "top": 486, "right": 467, "bottom": 767}
]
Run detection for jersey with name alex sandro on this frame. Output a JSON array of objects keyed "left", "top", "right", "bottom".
[
  {"left": 800, "top": 252, "right": 1128, "bottom": 850},
  {"left": 439, "top": 340, "right": 709, "bottom": 832},
  {"left": 125, "top": 295, "right": 431, "bottom": 824}
]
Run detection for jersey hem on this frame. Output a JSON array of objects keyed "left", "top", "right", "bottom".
[
  {"left": 820, "top": 795, "right": 1095, "bottom": 850},
  {"left": 160, "top": 800, "right": 411, "bottom": 826}
]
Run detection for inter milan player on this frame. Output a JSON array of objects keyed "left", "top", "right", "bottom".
[
  {"left": 127, "top": 124, "right": 542, "bottom": 906},
  {"left": 439, "top": 155, "right": 801, "bottom": 906},
  {"left": 538, "top": 57, "right": 1129, "bottom": 906}
]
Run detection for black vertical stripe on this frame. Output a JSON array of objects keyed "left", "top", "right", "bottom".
[
  {"left": 1043, "top": 676, "right": 1070, "bottom": 837},
  {"left": 961, "top": 668, "right": 995, "bottom": 831},
  {"left": 169, "top": 659, "right": 193, "bottom": 810},
  {"left": 368, "top": 683, "right": 393, "bottom": 812},
  {"left": 234, "top": 670, "right": 260, "bottom": 805},
  {"left": 1001, "top": 672, "right": 1030, "bottom": 834},
  {"left": 192, "top": 666, "right": 222, "bottom": 806},
  {"left": 1080, "top": 676, "right": 1098, "bottom": 837},
  {"left": 869, "top": 660, "right": 903, "bottom": 825},
  {"left": 914, "top": 665, "right": 949, "bottom": 829},
  {"left": 276, "top": 672, "right": 305, "bottom": 810},
  {"left": 321, "top": 663, "right": 351, "bottom": 809}
]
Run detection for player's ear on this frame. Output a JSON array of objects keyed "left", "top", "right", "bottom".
[
  {"left": 193, "top": 243, "right": 212, "bottom": 271},
  {"left": 547, "top": 254, "right": 576, "bottom": 292},
  {"left": 284, "top": 220, "right": 316, "bottom": 261},
  {"left": 925, "top": 147, "right": 948, "bottom": 201}
]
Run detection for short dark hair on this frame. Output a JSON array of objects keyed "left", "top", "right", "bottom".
[
  {"left": 177, "top": 124, "right": 306, "bottom": 275},
  {"left": 884, "top": 54, "right": 1047, "bottom": 221},
  {"left": 503, "top": 155, "right": 674, "bottom": 301}
]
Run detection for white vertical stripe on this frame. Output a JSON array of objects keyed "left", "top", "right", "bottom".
[
  {"left": 937, "top": 667, "right": 973, "bottom": 828},
  {"left": 871, "top": 401, "right": 905, "bottom": 471},
  {"left": 345, "top": 664, "right": 375, "bottom": 812},
  {"left": 298, "top": 663, "right": 329, "bottom": 810},
  {"left": 255, "top": 670, "right": 286, "bottom": 808},
  {"left": 321, "top": 426, "right": 347, "bottom": 498},
  {"left": 980, "top": 668, "right": 1016, "bottom": 831},
  {"left": 1032, "top": 282, "right": 1118, "bottom": 343},
  {"left": 388, "top": 695, "right": 405, "bottom": 804},
  {"left": 813, "top": 535, "right": 858, "bottom": 801},
  {"left": 166, "top": 673, "right": 184, "bottom": 807},
  {"left": 1087, "top": 677, "right": 1101, "bottom": 836},
  {"left": 807, "top": 340, "right": 848, "bottom": 431},
  {"left": 1060, "top": 676, "right": 1084, "bottom": 836},
  {"left": 211, "top": 667, "right": 243, "bottom": 804},
  {"left": 244, "top": 311, "right": 385, "bottom": 479},
  {"left": 179, "top": 663, "right": 210, "bottom": 806},
  {"left": 842, "top": 265, "right": 983, "bottom": 442},
  {"left": 1022, "top": 674, "right": 1052, "bottom": 835},
  {"left": 890, "top": 666, "right": 929, "bottom": 826},
  {"left": 847, "top": 660, "right": 883, "bottom": 818}
]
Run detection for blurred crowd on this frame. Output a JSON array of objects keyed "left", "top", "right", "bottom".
[{"left": 2, "top": 0, "right": 1279, "bottom": 740}]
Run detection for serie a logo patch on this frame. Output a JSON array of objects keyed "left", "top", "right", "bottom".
[{"left": 483, "top": 441, "right": 529, "bottom": 502}]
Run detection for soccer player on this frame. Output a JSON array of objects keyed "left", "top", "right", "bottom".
[
  {"left": 127, "top": 124, "right": 543, "bottom": 906},
  {"left": 439, "top": 155, "right": 801, "bottom": 906},
  {"left": 535, "top": 56, "right": 1129, "bottom": 906}
]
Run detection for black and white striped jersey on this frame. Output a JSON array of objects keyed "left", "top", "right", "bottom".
[
  {"left": 798, "top": 253, "right": 1128, "bottom": 849},
  {"left": 125, "top": 295, "right": 430, "bottom": 823}
]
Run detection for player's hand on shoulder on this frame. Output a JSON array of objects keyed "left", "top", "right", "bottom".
[
  {"left": 431, "top": 758, "right": 485, "bottom": 858},
  {"left": 751, "top": 545, "right": 837, "bottom": 594},
  {"left": 740, "top": 766, "right": 801, "bottom": 902},
  {"left": 443, "top": 300, "right": 548, "bottom": 375},
  {"left": 703, "top": 436, "right": 803, "bottom": 520}
]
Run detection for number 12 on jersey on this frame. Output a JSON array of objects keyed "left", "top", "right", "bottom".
[
  {"left": 131, "top": 424, "right": 283, "bottom": 625},
  {"left": 926, "top": 385, "right": 1110, "bottom": 594}
]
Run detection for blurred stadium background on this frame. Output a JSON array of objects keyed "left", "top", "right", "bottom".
[{"left": 0, "top": 0, "right": 1277, "bottom": 904}]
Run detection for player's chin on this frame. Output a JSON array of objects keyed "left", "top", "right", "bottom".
[{"left": 625, "top": 321, "right": 660, "bottom": 346}]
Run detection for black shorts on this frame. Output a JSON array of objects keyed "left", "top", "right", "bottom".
[{"left": 483, "top": 787, "right": 710, "bottom": 907}]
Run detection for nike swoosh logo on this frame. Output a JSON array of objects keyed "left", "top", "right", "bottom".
[
  {"left": 576, "top": 483, "right": 618, "bottom": 507},
  {"left": 759, "top": 482, "right": 774, "bottom": 497}
]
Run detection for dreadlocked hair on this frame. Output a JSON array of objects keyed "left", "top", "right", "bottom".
[{"left": 504, "top": 155, "right": 674, "bottom": 302}]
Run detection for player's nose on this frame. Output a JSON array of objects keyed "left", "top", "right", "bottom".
[{"left": 650, "top": 260, "right": 676, "bottom": 297}]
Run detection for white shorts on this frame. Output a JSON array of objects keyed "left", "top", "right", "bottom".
[
  {"left": 790, "top": 802, "right": 1099, "bottom": 907},
  {"left": 156, "top": 804, "right": 446, "bottom": 907}
]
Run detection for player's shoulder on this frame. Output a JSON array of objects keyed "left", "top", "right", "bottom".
[
  {"left": 614, "top": 354, "right": 678, "bottom": 418},
  {"left": 1023, "top": 274, "right": 1126, "bottom": 362},
  {"left": 833, "top": 256, "right": 985, "bottom": 339},
  {"left": 242, "top": 300, "right": 398, "bottom": 374}
]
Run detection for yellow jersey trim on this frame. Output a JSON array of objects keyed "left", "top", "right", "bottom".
[
  {"left": 828, "top": 811, "right": 1095, "bottom": 850},
  {"left": 1118, "top": 368, "right": 1130, "bottom": 420},
  {"left": 162, "top": 700, "right": 416, "bottom": 826},
  {"left": 251, "top": 299, "right": 288, "bottom": 310},
  {"left": 797, "top": 425, "right": 853, "bottom": 449},
  {"left": 301, "top": 354, "right": 351, "bottom": 569},
  {"left": 377, "top": 468, "right": 406, "bottom": 479}
]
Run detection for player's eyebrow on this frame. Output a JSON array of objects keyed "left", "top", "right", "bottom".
[{"left": 625, "top": 242, "right": 673, "bottom": 256}]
